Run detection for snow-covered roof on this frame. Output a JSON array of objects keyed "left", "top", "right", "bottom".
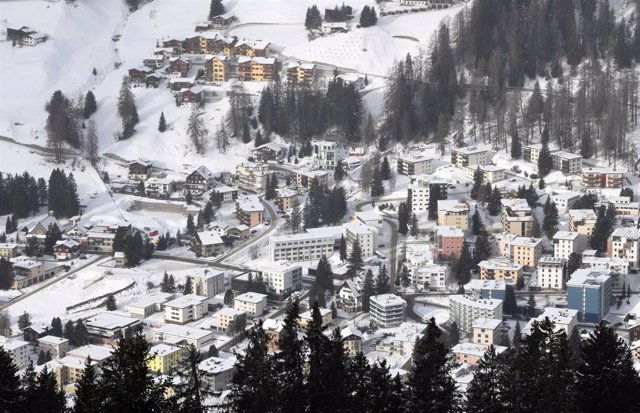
[
  {"left": 164, "top": 294, "right": 207, "bottom": 309},
  {"left": 277, "top": 188, "right": 298, "bottom": 198},
  {"left": 154, "top": 324, "right": 213, "bottom": 340},
  {"left": 452, "top": 342, "right": 507, "bottom": 357},
  {"left": 254, "top": 142, "right": 284, "bottom": 153},
  {"left": 553, "top": 150, "right": 582, "bottom": 160},
  {"left": 199, "top": 355, "right": 236, "bottom": 374},
  {"left": 568, "top": 209, "right": 597, "bottom": 221},
  {"left": 129, "top": 292, "right": 175, "bottom": 309},
  {"left": 215, "top": 307, "right": 246, "bottom": 318},
  {"left": 234, "top": 292, "right": 267, "bottom": 304},
  {"left": 477, "top": 258, "right": 522, "bottom": 272},
  {"left": 343, "top": 222, "right": 375, "bottom": 235},
  {"left": 538, "top": 256, "right": 566, "bottom": 266},
  {"left": 54, "top": 239, "right": 79, "bottom": 249},
  {"left": 84, "top": 312, "right": 140, "bottom": 330},
  {"left": 567, "top": 269, "right": 612, "bottom": 287},
  {"left": 450, "top": 295, "right": 503, "bottom": 310},
  {"left": 435, "top": 226, "right": 464, "bottom": 238},
  {"left": 0, "top": 339, "right": 29, "bottom": 351},
  {"left": 510, "top": 237, "right": 542, "bottom": 248},
  {"left": 197, "top": 230, "right": 224, "bottom": 246},
  {"left": 252, "top": 57, "right": 275, "bottom": 65},
  {"left": 38, "top": 335, "right": 69, "bottom": 345},
  {"left": 67, "top": 344, "right": 113, "bottom": 362},
  {"left": 236, "top": 195, "right": 264, "bottom": 213},
  {"left": 150, "top": 343, "right": 180, "bottom": 356},
  {"left": 0, "top": 243, "right": 18, "bottom": 249},
  {"left": 354, "top": 210, "right": 382, "bottom": 222},
  {"left": 553, "top": 231, "right": 580, "bottom": 241},
  {"left": 471, "top": 317, "right": 502, "bottom": 330},
  {"left": 371, "top": 294, "right": 406, "bottom": 307},
  {"left": 341, "top": 326, "right": 363, "bottom": 339},
  {"left": 452, "top": 146, "right": 487, "bottom": 155},
  {"left": 610, "top": 228, "right": 640, "bottom": 239}
]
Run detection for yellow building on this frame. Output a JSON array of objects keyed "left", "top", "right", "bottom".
[
  {"left": 478, "top": 257, "right": 524, "bottom": 284},
  {"left": 437, "top": 200, "right": 469, "bottom": 231},
  {"left": 509, "top": 237, "right": 543, "bottom": 270},
  {"left": 206, "top": 56, "right": 228, "bottom": 82},
  {"left": 148, "top": 344, "right": 181, "bottom": 374},
  {"left": 500, "top": 198, "right": 534, "bottom": 237},
  {"left": 299, "top": 308, "right": 332, "bottom": 329},
  {"left": 568, "top": 209, "right": 597, "bottom": 239}
]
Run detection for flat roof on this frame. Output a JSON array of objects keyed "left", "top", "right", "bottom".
[
  {"left": 150, "top": 343, "right": 180, "bottom": 356},
  {"left": 371, "top": 294, "right": 406, "bottom": 306},
  {"left": 164, "top": 294, "right": 207, "bottom": 309},
  {"left": 84, "top": 312, "right": 141, "bottom": 330},
  {"left": 67, "top": 344, "right": 113, "bottom": 361},
  {"left": 38, "top": 335, "right": 69, "bottom": 345},
  {"left": 553, "top": 231, "right": 580, "bottom": 241},
  {"left": 452, "top": 146, "right": 487, "bottom": 155},
  {"left": 235, "top": 292, "right": 267, "bottom": 304},
  {"left": 472, "top": 317, "right": 503, "bottom": 330},
  {"left": 154, "top": 324, "right": 214, "bottom": 340},
  {"left": 568, "top": 209, "right": 597, "bottom": 221},
  {"left": 510, "top": 237, "right": 542, "bottom": 248},
  {"left": 450, "top": 295, "right": 503, "bottom": 310}
]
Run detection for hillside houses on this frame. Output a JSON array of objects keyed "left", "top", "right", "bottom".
[{"left": 7, "top": 26, "right": 48, "bottom": 46}]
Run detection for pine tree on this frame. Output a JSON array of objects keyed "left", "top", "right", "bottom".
[
  {"left": 24, "top": 365, "right": 66, "bottom": 413},
  {"left": 184, "top": 276, "right": 193, "bottom": 294},
  {"left": 375, "top": 265, "right": 390, "bottom": 295},
  {"left": 73, "top": 357, "right": 100, "bottom": 413},
  {"left": 83, "top": 90, "right": 97, "bottom": 119},
  {"left": 105, "top": 294, "right": 117, "bottom": 311},
  {"left": 215, "top": 124, "right": 229, "bottom": 153},
  {"left": 273, "top": 300, "right": 306, "bottom": 412},
  {"left": 64, "top": 320, "right": 76, "bottom": 345},
  {"left": 85, "top": 119, "right": 99, "bottom": 166},
  {"left": 286, "top": 197, "right": 302, "bottom": 234},
  {"left": 158, "top": 112, "right": 167, "bottom": 132},
  {"left": 400, "top": 265, "right": 411, "bottom": 289},
  {"left": 186, "top": 214, "right": 195, "bottom": 235},
  {"left": 208, "top": 0, "right": 225, "bottom": 19},
  {"left": 188, "top": 107, "right": 208, "bottom": 154},
  {"left": 409, "top": 213, "right": 419, "bottom": 237},
  {"left": 398, "top": 202, "right": 409, "bottom": 235},
  {"left": 117, "top": 77, "right": 139, "bottom": 140},
  {"left": 465, "top": 346, "right": 503, "bottom": 412},
  {"left": 339, "top": 234, "right": 347, "bottom": 261},
  {"left": 173, "top": 344, "right": 209, "bottom": 412},
  {"left": 487, "top": 187, "right": 502, "bottom": 216},
  {"left": 526, "top": 294, "right": 536, "bottom": 317},
  {"left": 241, "top": 122, "right": 251, "bottom": 144},
  {"left": 510, "top": 128, "right": 522, "bottom": 159},
  {"left": 305, "top": 5, "right": 322, "bottom": 30},
  {"left": 371, "top": 166, "right": 385, "bottom": 198},
  {"left": 334, "top": 161, "right": 345, "bottom": 182},
  {"left": 0, "top": 346, "right": 22, "bottom": 410},
  {"left": 470, "top": 166, "right": 484, "bottom": 200},
  {"left": 50, "top": 317, "right": 63, "bottom": 337},
  {"left": 512, "top": 321, "right": 522, "bottom": 348},
  {"left": 348, "top": 239, "right": 364, "bottom": 273},
  {"left": 125, "top": 231, "right": 143, "bottom": 267},
  {"left": 362, "top": 269, "right": 375, "bottom": 312},
  {"left": 542, "top": 199, "right": 559, "bottom": 238},
  {"left": 380, "top": 156, "right": 391, "bottom": 180},
  {"left": 538, "top": 142, "right": 553, "bottom": 177},
  {"left": 17, "top": 311, "right": 31, "bottom": 330}
]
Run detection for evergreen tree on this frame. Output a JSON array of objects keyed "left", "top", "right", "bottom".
[
  {"left": 512, "top": 321, "right": 522, "bottom": 348},
  {"left": 400, "top": 265, "right": 411, "bottom": 289},
  {"left": 0, "top": 258, "right": 14, "bottom": 290},
  {"left": 371, "top": 166, "right": 385, "bottom": 198},
  {"left": 105, "top": 294, "right": 117, "bottom": 311},
  {"left": 348, "top": 239, "right": 364, "bottom": 273},
  {"left": 173, "top": 344, "right": 209, "bottom": 412},
  {"left": 50, "top": 317, "right": 63, "bottom": 337},
  {"left": 208, "top": 0, "right": 225, "bottom": 19},
  {"left": 305, "top": 5, "right": 322, "bottom": 30},
  {"left": 339, "top": 234, "right": 347, "bottom": 261},
  {"left": 73, "top": 357, "right": 100, "bottom": 413},
  {"left": 85, "top": 119, "right": 99, "bottom": 166},
  {"left": 125, "top": 231, "right": 144, "bottom": 267},
  {"left": 158, "top": 112, "right": 167, "bottom": 132},
  {"left": 542, "top": 199, "right": 559, "bottom": 238},
  {"left": 538, "top": 142, "right": 553, "bottom": 177},
  {"left": 186, "top": 214, "right": 195, "bottom": 235},
  {"left": 241, "top": 122, "right": 251, "bottom": 144},
  {"left": 510, "top": 128, "right": 522, "bottom": 159},
  {"left": 184, "top": 276, "right": 193, "bottom": 294},
  {"left": 470, "top": 166, "right": 484, "bottom": 200},
  {"left": 23, "top": 365, "right": 66, "bottom": 413},
  {"left": 286, "top": 197, "right": 302, "bottom": 234},
  {"left": 487, "top": 187, "right": 502, "bottom": 216},
  {"left": 526, "top": 294, "right": 536, "bottom": 317},
  {"left": 117, "top": 77, "right": 139, "bottom": 140},
  {"left": 375, "top": 265, "right": 390, "bottom": 295},
  {"left": 590, "top": 204, "right": 616, "bottom": 253},
  {"left": 334, "top": 161, "right": 345, "bottom": 182},
  {"left": 567, "top": 252, "right": 582, "bottom": 277},
  {"left": 167, "top": 275, "right": 176, "bottom": 293},
  {"left": 538, "top": 177, "right": 546, "bottom": 189},
  {"left": 64, "top": 320, "right": 76, "bottom": 345},
  {"left": 37, "top": 349, "right": 46, "bottom": 366},
  {"left": 43, "top": 223, "right": 62, "bottom": 255},
  {"left": 398, "top": 202, "right": 409, "bottom": 235},
  {"left": 362, "top": 269, "right": 375, "bottom": 312},
  {"left": 224, "top": 289, "right": 234, "bottom": 305},
  {"left": 273, "top": 300, "right": 306, "bottom": 412},
  {"left": 187, "top": 107, "right": 208, "bottom": 154},
  {"left": 83, "top": 90, "right": 97, "bottom": 119},
  {"left": 380, "top": 156, "right": 391, "bottom": 180},
  {"left": 98, "top": 332, "right": 172, "bottom": 412},
  {"left": 409, "top": 213, "right": 419, "bottom": 237},
  {"left": 17, "top": 311, "right": 31, "bottom": 330},
  {"left": 75, "top": 320, "right": 89, "bottom": 345},
  {"left": 408, "top": 318, "right": 460, "bottom": 412},
  {"left": 466, "top": 346, "right": 503, "bottom": 412},
  {"left": 359, "top": 5, "right": 378, "bottom": 27},
  {"left": 0, "top": 346, "right": 22, "bottom": 411}
]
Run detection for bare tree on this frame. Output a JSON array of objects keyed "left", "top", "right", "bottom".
[
  {"left": 215, "top": 123, "right": 229, "bottom": 154},
  {"left": 187, "top": 107, "right": 208, "bottom": 154},
  {"left": 86, "top": 119, "right": 99, "bottom": 166}
]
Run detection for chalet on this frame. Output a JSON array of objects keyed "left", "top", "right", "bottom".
[
  {"left": 252, "top": 142, "right": 286, "bottom": 163},
  {"left": 227, "top": 224, "right": 250, "bottom": 240},
  {"left": 211, "top": 13, "right": 238, "bottom": 29},
  {"left": 250, "top": 57, "right": 276, "bottom": 81},
  {"left": 208, "top": 36, "right": 237, "bottom": 55},
  {"left": 143, "top": 55, "right": 165, "bottom": 69},
  {"left": 154, "top": 47, "right": 174, "bottom": 59},
  {"left": 0, "top": 243, "right": 19, "bottom": 258},
  {"left": 185, "top": 166, "right": 215, "bottom": 195},
  {"left": 53, "top": 239, "right": 79, "bottom": 261},
  {"left": 194, "top": 231, "right": 225, "bottom": 258},
  {"left": 162, "top": 39, "right": 185, "bottom": 54},
  {"left": 195, "top": 21, "right": 213, "bottom": 32},
  {"left": 128, "top": 68, "right": 152, "bottom": 85},
  {"left": 169, "top": 76, "right": 196, "bottom": 91},
  {"left": 185, "top": 36, "right": 206, "bottom": 54},
  {"left": 168, "top": 57, "right": 190, "bottom": 77},
  {"left": 144, "top": 177, "right": 175, "bottom": 198},
  {"left": 178, "top": 86, "right": 204, "bottom": 107},
  {"left": 205, "top": 55, "right": 228, "bottom": 82},
  {"left": 22, "top": 324, "right": 51, "bottom": 342},
  {"left": 209, "top": 222, "right": 230, "bottom": 237},
  {"left": 324, "top": 7, "right": 353, "bottom": 22},
  {"left": 22, "top": 213, "right": 60, "bottom": 239},
  {"left": 237, "top": 57, "right": 253, "bottom": 81},
  {"left": 235, "top": 40, "right": 270, "bottom": 57},
  {"left": 128, "top": 160, "right": 152, "bottom": 181},
  {"left": 321, "top": 22, "right": 349, "bottom": 34},
  {"left": 338, "top": 279, "right": 362, "bottom": 312},
  {"left": 336, "top": 73, "right": 366, "bottom": 90},
  {"left": 287, "top": 62, "right": 316, "bottom": 85},
  {"left": 7, "top": 26, "right": 48, "bottom": 46},
  {"left": 146, "top": 73, "right": 164, "bottom": 88}
]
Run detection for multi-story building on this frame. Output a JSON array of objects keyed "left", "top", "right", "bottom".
[
  {"left": 467, "top": 279, "right": 507, "bottom": 301},
  {"left": 370, "top": 294, "right": 406, "bottom": 327},
  {"left": 551, "top": 191, "right": 582, "bottom": 211},
  {"left": 432, "top": 226, "right": 465, "bottom": 260},
  {"left": 214, "top": 308, "right": 246, "bottom": 335},
  {"left": 604, "top": 196, "right": 640, "bottom": 217},
  {"left": 343, "top": 222, "right": 377, "bottom": 258},
  {"left": 341, "top": 327, "right": 363, "bottom": 356},
  {"left": 153, "top": 325, "right": 215, "bottom": 350},
  {"left": 411, "top": 264, "right": 448, "bottom": 291},
  {"left": 465, "top": 165, "right": 506, "bottom": 183},
  {"left": 205, "top": 55, "right": 228, "bottom": 82},
  {"left": 566, "top": 269, "right": 613, "bottom": 323},
  {"left": 582, "top": 167, "right": 624, "bottom": 188},
  {"left": 252, "top": 142, "right": 286, "bottom": 163},
  {"left": 312, "top": 140, "right": 346, "bottom": 170},
  {"left": 568, "top": 209, "right": 598, "bottom": 238},
  {"left": 295, "top": 170, "right": 329, "bottom": 190},
  {"left": 451, "top": 146, "right": 488, "bottom": 168},
  {"left": 287, "top": 62, "right": 316, "bottom": 85},
  {"left": 250, "top": 57, "right": 276, "bottom": 81},
  {"left": 84, "top": 312, "right": 142, "bottom": 344},
  {"left": 299, "top": 308, "right": 333, "bottom": 329},
  {"left": 199, "top": 355, "right": 237, "bottom": 391},
  {"left": 192, "top": 269, "right": 225, "bottom": 298},
  {"left": 234, "top": 292, "right": 268, "bottom": 317},
  {"left": 449, "top": 295, "right": 503, "bottom": 332},
  {"left": 478, "top": 258, "right": 523, "bottom": 284},
  {"left": 0, "top": 243, "right": 18, "bottom": 258},
  {"left": 144, "top": 177, "right": 175, "bottom": 198},
  {"left": 537, "top": 256, "right": 566, "bottom": 290},
  {"left": 148, "top": 344, "right": 180, "bottom": 374},
  {"left": 235, "top": 195, "right": 264, "bottom": 228},
  {"left": 407, "top": 175, "right": 448, "bottom": 214},
  {"left": 269, "top": 232, "right": 334, "bottom": 262},
  {"left": 128, "top": 292, "right": 175, "bottom": 319},
  {"left": 184, "top": 166, "right": 215, "bottom": 195},
  {"left": 471, "top": 318, "right": 503, "bottom": 346},
  {"left": 257, "top": 261, "right": 303, "bottom": 299},
  {"left": 553, "top": 231, "right": 585, "bottom": 259},
  {"left": 452, "top": 343, "right": 507, "bottom": 367},
  {"left": 38, "top": 335, "right": 69, "bottom": 358},
  {"left": 235, "top": 163, "right": 273, "bottom": 193},
  {"left": 525, "top": 307, "right": 578, "bottom": 335},
  {"left": 551, "top": 151, "right": 582, "bottom": 175},
  {"left": 500, "top": 198, "right": 534, "bottom": 237},
  {"left": 581, "top": 255, "right": 630, "bottom": 280},
  {"left": 0, "top": 339, "right": 30, "bottom": 368},
  {"left": 194, "top": 230, "right": 224, "bottom": 258},
  {"left": 397, "top": 154, "right": 433, "bottom": 175},
  {"left": 509, "top": 237, "right": 542, "bottom": 270},
  {"left": 276, "top": 188, "right": 299, "bottom": 211},
  {"left": 11, "top": 260, "right": 65, "bottom": 289},
  {"left": 164, "top": 294, "right": 208, "bottom": 324},
  {"left": 338, "top": 279, "right": 362, "bottom": 312},
  {"left": 437, "top": 200, "right": 469, "bottom": 231},
  {"left": 523, "top": 143, "right": 554, "bottom": 164},
  {"left": 608, "top": 228, "right": 640, "bottom": 269}
]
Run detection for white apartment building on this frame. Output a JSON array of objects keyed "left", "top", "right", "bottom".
[
  {"left": 551, "top": 192, "right": 582, "bottom": 211},
  {"left": 234, "top": 292, "right": 268, "bottom": 317},
  {"left": 192, "top": 269, "right": 225, "bottom": 298},
  {"left": 153, "top": 325, "right": 214, "bottom": 350},
  {"left": 411, "top": 264, "right": 448, "bottom": 291},
  {"left": 407, "top": 175, "right": 448, "bottom": 213},
  {"left": 449, "top": 295, "right": 503, "bottom": 332},
  {"left": 214, "top": 308, "right": 246, "bottom": 334},
  {"left": 269, "top": 232, "right": 334, "bottom": 262},
  {"left": 608, "top": 228, "right": 640, "bottom": 269},
  {"left": 257, "top": 261, "right": 303, "bottom": 297},
  {"left": 0, "top": 339, "right": 30, "bottom": 368},
  {"left": 581, "top": 255, "right": 630, "bottom": 275},
  {"left": 199, "top": 355, "right": 237, "bottom": 392},
  {"left": 353, "top": 210, "right": 384, "bottom": 230},
  {"left": 568, "top": 209, "right": 598, "bottom": 238},
  {"left": 451, "top": 146, "right": 488, "bottom": 168},
  {"left": 525, "top": 307, "right": 578, "bottom": 335},
  {"left": 312, "top": 140, "right": 346, "bottom": 170},
  {"left": 343, "top": 222, "right": 377, "bottom": 258},
  {"left": 465, "top": 164, "right": 506, "bottom": 183},
  {"left": 163, "top": 294, "right": 208, "bottom": 324},
  {"left": 235, "top": 162, "right": 273, "bottom": 193},
  {"left": 397, "top": 154, "right": 433, "bottom": 175},
  {"left": 370, "top": 294, "right": 407, "bottom": 327},
  {"left": 537, "top": 256, "right": 567, "bottom": 290},
  {"left": 437, "top": 200, "right": 469, "bottom": 231},
  {"left": 553, "top": 231, "right": 585, "bottom": 259},
  {"left": 471, "top": 318, "right": 503, "bottom": 346}
]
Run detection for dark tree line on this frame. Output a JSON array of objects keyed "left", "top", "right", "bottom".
[
  {"left": 0, "top": 171, "right": 41, "bottom": 218},
  {"left": 48, "top": 168, "right": 80, "bottom": 218},
  {"left": 259, "top": 76, "right": 362, "bottom": 143},
  {"left": 46, "top": 90, "right": 82, "bottom": 163},
  {"left": 303, "top": 177, "right": 348, "bottom": 229},
  {"left": 359, "top": 6, "right": 377, "bottom": 27}
]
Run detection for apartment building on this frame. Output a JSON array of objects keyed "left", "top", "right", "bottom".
[
  {"left": 353, "top": 210, "right": 384, "bottom": 230},
  {"left": 236, "top": 195, "right": 264, "bottom": 228},
  {"left": 500, "top": 198, "right": 534, "bottom": 237},
  {"left": 250, "top": 57, "right": 276, "bottom": 81},
  {"left": 199, "top": 355, "right": 237, "bottom": 392},
  {"left": 607, "top": 228, "right": 640, "bottom": 269},
  {"left": 432, "top": 226, "right": 465, "bottom": 260},
  {"left": 0, "top": 339, "right": 30, "bottom": 368},
  {"left": 411, "top": 264, "right": 448, "bottom": 291},
  {"left": 551, "top": 151, "right": 582, "bottom": 175},
  {"left": 295, "top": 170, "right": 329, "bottom": 190},
  {"left": 269, "top": 232, "right": 334, "bottom": 262},
  {"left": 537, "top": 256, "right": 567, "bottom": 290},
  {"left": 234, "top": 292, "right": 268, "bottom": 317},
  {"left": 235, "top": 163, "right": 273, "bottom": 193},
  {"left": 344, "top": 222, "right": 377, "bottom": 258},
  {"left": 397, "top": 154, "right": 433, "bottom": 175},
  {"left": 257, "top": 261, "right": 303, "bottom": 299},
  {"left": 153, "top": 325, "right": 215, "bottom": 350},
  {"left": 465, "top": 164, "right": 506, "bottom": 183},
  {"left": 192, "top": 269, "right": 225, "bottom": 298},
  {"left": 148, "top": 344, "right": 180, "bottom": 374},
  {"left": 276, "top": 188, "right": 299, "bottom": 211},
  {"left": 164, "top": 294, "right": 208, "bottom": 324},
  {"left": 370, "top": 294, "right": 407, "bottom": 327},
  {"left": 452, "top": 343, "right": 507, "bottom": 367},
  {"left": 312, "top": 140, "right": 346, "bottom": 170},
  {"left": 478, "top": 258, "right": 523, "bottom": 284},
  {"left": 568, "top": 209, "right": 598, "bottom": 238},
  {"left": 287, "top": 62, "right": 316, "bottom": 85},
  {"left": 525, "top": 308, "right": 578, "bottom": 335},
  {"left": 471, "top": 318, "right": 503, "bottom": 346},
  {"left": 299, "top": 308, "right": 333, "bottom": 329},
  {"left": 451, "top": 146, "right": 489, "bottom": 168},
  {"left": 567, "top": 269, "right": 613, "bottom": 323},
  {"left": 582, "top": 167, "right": 624, "bottom": 188},
  {"left": 205, "top": 55, "right": 228, "bottom": 82},
  {"left": 194, "top": 230, "right": 225, "bottom": 258},
  {"left": 509, "top": 237, "right": 542, "bottom": 270},
  {"left": 128, "top": 292, "right": 175, "bottom": 319},
  {"left": 437, "top": 200, "right": 469, "bottom": 231},
  {"left": 38, "top": 335, "right": 69, "bottom": 358},
  {"left": 551, "top": 192, "right": 582, "bottom": 211},
  {"left": 341, "top": 327, "right": 364, "bottom": 356},
  {"left": 605, "top": 196, "right": 640, "bottom": 216},
  {"left": 449, "top": 295, "right": 503, "bottom": 332},
  {"left": 581, "top": 255, "right": 630, "bottom": 277},
  {"left": 84, "top": 312, "right": 143, "bottom": 344},
  {"left": 214, "top": 308, "right": 246, "bottom": 335},
  {"left": 0, "top": 243, "right": 18, "bottom": 258},
  {"left": 407, "top": 175, "right": 448, "bottom": 213},
  {"left": 553, "top": 231, "right": 585, "bottom": 259}
]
